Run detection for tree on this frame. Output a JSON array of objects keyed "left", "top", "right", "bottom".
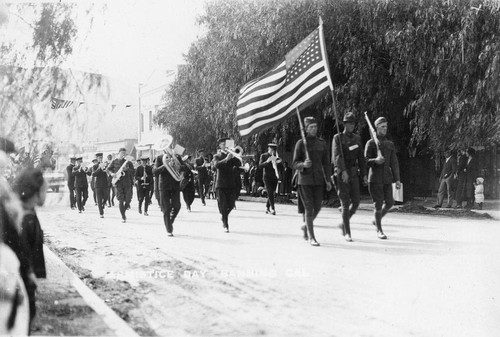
[
  {"left": 1, "top": 3, "right": 103, "bottom": 158},
  {"left": 157, "top": 0, "right": 500, "bottom": 157}
]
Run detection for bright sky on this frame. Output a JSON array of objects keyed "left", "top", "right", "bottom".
[
  {"left": 2, "top": 0, "right": 206, "bottom": 85},
  {"left": 68, "top": 0, "right": 206, "bottom": 85}
]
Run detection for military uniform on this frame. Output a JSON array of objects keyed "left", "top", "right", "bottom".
[
  {"left": 332, "top": 112, "right": 366, "bottom": 240},
  {"left": 293, "top": 117, "right": 332, "bottom": 246},
  {"left": 364, "top": 117, "right": 400, "bottom": 239},
  {"left": 154, "top": 153, "right": 181, "bottom": 235}
]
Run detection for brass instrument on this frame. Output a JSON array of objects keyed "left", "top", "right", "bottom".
[
  {"left": 111, "top": 155, "right": 134, "bottom": 185},
  {"left": 225, "top": 145, "right": 243, "bottom": 163},
  {"left": 99, "top": 161, "right": 109, "bottom": 171},
  {"left": 155, "top": 135, "right": 182, "bottom": 182}
]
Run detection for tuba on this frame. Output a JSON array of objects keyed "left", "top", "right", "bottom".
[{"left": 155, "top": 135, "right": 182, "bottom": 182}]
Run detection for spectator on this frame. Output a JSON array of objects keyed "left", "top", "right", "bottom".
[
  {"left": 14, "top": 168, "right": 48, "bottom": 330},
  {"left": 433, "top": 149, "right": 457, "bottom": 208},
  {"left": 474, "top": 177, "right": 484, "bottom": 210},
  {"left": 454, "top": 149, "right": 467, "bottom": 208},
  {"left": 0, "top": 136, "right": 30, "bottom": 335},
  {"left": 282, "top": 161, "right": 293, "bottom": 197}
]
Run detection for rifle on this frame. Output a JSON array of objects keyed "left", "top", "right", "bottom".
[{"left": 364, "top": 112, "right": 383, "bottom": 158}]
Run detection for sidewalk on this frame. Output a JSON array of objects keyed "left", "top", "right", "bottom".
[
  {"left": 31, "top": 246, "right": 139, "bottom": 336},
  {"left": 238, "top": 194, "right": 500, "bottom": 220}
]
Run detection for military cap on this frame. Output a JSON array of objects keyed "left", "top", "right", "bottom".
[
  {"left": 267, "top": 143, "right": 277, "bottom": 148},
  {"left": 343, "top": 112, "right": 356, "bottom": 123},
  {"left": 95, "top": 152, "right": 103, "bottom": 157},
  {"left": 118, "top": 147, "right": 127, "bottom": 153},
  {"left": 304, "top": 116, "right": 317, "bottom": 127},
  {"left": 69, "top": 156, "right": 76, "bottom": 161},
  {"left": 141, "top": 156, "right": 150, "bottom": 161},
  {"left": 374, "top": 117, "right": 388, "bottom": 127},
  {"left": 92, "top": 159, "right": 98, "bottom": 163},
  {"left": 76, "top": 157, "right": 83, "bottom": 161}
]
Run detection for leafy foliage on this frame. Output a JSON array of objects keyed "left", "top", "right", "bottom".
[
  {"left": 1, "top": 3, "right": 104, "bottom": 156},
  {"left": 158, "top": 0, "right": 500, "bottom": 155}
]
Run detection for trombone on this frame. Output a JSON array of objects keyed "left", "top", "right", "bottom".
[{"left": 225, "top": 145, "right": 243, "bottom": 163}]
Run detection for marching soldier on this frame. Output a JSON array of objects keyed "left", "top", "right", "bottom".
[
  {"left": 214, "top": 137, "right": 242, "bottom": 233},
  {"left": 332, "top": 112, "right": 367, "bottom": 242},
  {"left": 107, "top": 148, "right": 134, "bottom": 223},
  {"left": 195, "top": 149, "right": 210, "bottom": 206},
  {"left": 92, "top": 153, "right": 109, "bottom": 218},
  {"left": 135, "top": 156, "right": 153, "bottom": 216},
  {"left": 293, "top": 117, "right": 332, "bottom": 246},
  {"left": 259, "top": 143, "right": 283, "bottom": 215},
  {"left": 72, "top": 157, "right": 91, "bottom": 213},
  {"left": 66, "top": 156, "right": 76, "bottom": 209},
  {"left": 364, "top": 117, "right": 401, "bottom": 239}
]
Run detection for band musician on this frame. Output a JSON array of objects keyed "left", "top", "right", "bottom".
[
  {"left": 92, "top": 153, "right": 109, "bottom": 218},
  {"left": 195, "top": 149, "right": 210, "bottom": 206},
  {"left": 66, "top": 156, "right": 76, "bottom": 209},
  {"left": 213, "top": 137, "right": 242, "bottom": 233},
  {"left": 107, "top": 148, "right": 135, "bottom": 223},
  {"left": 259, "top": 143, "right": 283, "bottom": 215},
  {"left": 135, "top": 156, "right": 153, "bottom": 216},
  {"left": 154, "top": 138, "right": 182, "bottom": 236},
  {"left": 72, "top": 157, "right": 91, "bottom": 213}
]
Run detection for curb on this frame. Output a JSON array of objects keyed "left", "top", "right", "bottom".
[{"left": 44, "top": 247, "right": 140, "bottom": 337}]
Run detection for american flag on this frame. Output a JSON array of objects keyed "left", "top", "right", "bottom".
[
  {"left": 236, "top": 22, "right": 333, "bottom": 137},
  {"left": 51, "top": 97, "right": 74, "bottom": 109}
]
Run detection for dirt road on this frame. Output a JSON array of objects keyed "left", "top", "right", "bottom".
[{"left": 39, "top": 193, "right": 500, "bottom": 336}]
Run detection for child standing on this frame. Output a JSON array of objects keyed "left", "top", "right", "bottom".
[
  {"left": 474, "top": 177, "right": 485, "bottom": 210},
  {"left": 14, "top": 168, "right": 47, "bottom": 331}
]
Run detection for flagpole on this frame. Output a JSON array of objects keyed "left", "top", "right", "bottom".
[
  {"left": 318, "top": 16, "right": 345, "bottom": 176},
  {"left": 296, "top": 108, "right": 310, "bottom": 161}
]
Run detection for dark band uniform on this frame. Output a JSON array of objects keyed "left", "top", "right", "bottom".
[
  {"left": 66, "top": 159, "right": 76, "bottom": 209},
  {"left": 135, "top": 159, "right": 153, "bottom": 215},
  {"left": 92, "top": 154, "right": 109, "bottom": 217},
  {"left": 214, "top": 140, "right": 241, "bottom": 231},
  {"left": 195, "top": 150, "right": 210, "bottom": 205},
  {"left": 107, "top": 155, "right": 134, "bottom": 220},
  {"left": 72, "top": 159, "right": 91, "bottom": 212},
  {"left": 154, "top": 154, "right": 181, "bottom": 234},
  {"left": 258, "top": 144, "right": 283, "bottom": 213}
]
